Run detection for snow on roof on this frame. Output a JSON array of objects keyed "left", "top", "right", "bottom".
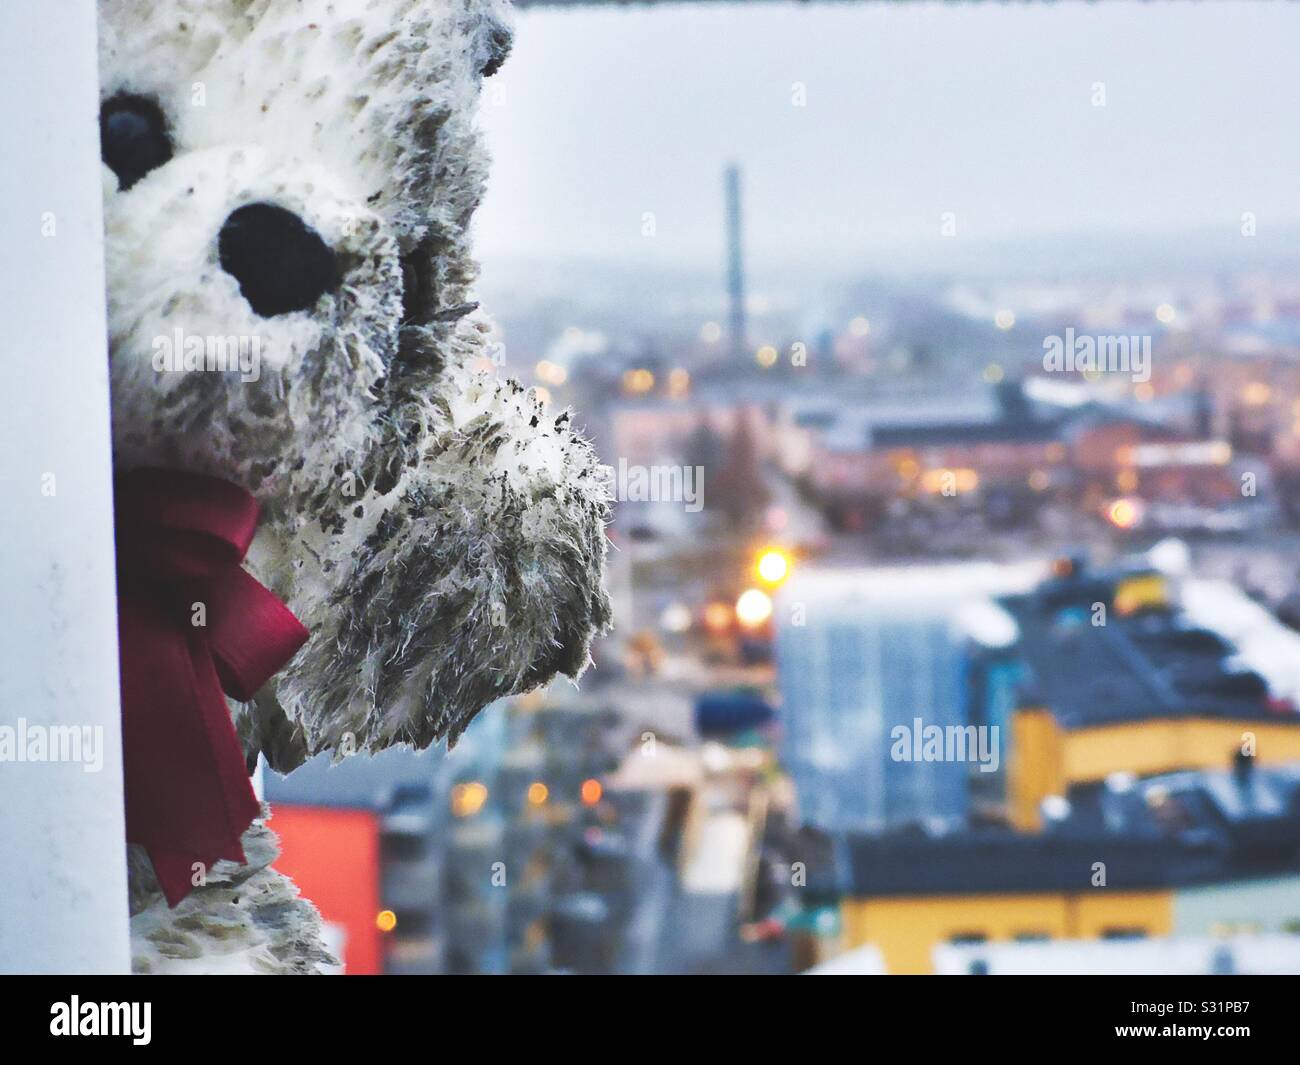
[
  {"left": 1181, "top": 578, "right": 1300, "bottom": 706},
  {"left": 815, "top": 393, "right": 1004, "bottom": 451},
  {"left": 953, "top": 598, "right": 1020, "bottom": 650},
  {"left": 777, "top": 562, "right": 1042, "bottom": 647},
  {"left": 780, "top": 560, "right": 1046, "bottom": 606}
]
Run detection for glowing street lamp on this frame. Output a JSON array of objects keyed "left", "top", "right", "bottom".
[
  {"left": 735, "top": 588, "right": 773, "bottom": 628},
  {"left": 451, "top": 781, "right": 489, "bottom": 818},
  {"left": 756, "top": 547, "right": 791, "bottom": 586},
  {"left": 1107, "top": 498, "right": 1141, "bottom": 530}
]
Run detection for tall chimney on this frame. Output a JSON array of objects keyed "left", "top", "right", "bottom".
[{"left": 724, "top": 163, "right": 747, "bottom": 360}]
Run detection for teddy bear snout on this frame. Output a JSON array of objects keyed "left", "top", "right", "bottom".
[{"left": 217, "top": 203, "right": 340, "bottom": 318}]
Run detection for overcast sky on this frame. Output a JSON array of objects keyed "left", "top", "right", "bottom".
[{"left": 473, "top": 1, "right": 1300, "bottom": 282}]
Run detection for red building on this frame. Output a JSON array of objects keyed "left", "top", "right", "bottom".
[{"left": 271, "top": 805, "right": 383, "bottom": 975}]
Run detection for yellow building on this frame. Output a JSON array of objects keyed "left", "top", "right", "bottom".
[
  {"left": 1010, "top": 708, "right": 1300, "bottom": 831},
  {"left": 843, "top": 890, "right": 1172, "bottom": 975},
  {"left": 828, "top": 823, "right": 1198, "bottom": 975},
  {"left": 1001, "top": 568, "right": 1300, "bottom": 829},
  {"left": 820, "top": 565, "right": 1300, "bottom": 974}
]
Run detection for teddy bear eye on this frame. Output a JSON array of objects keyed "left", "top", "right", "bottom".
[
  {"left": 218, "top": 203, "right": 339, "bottom": 317},
  {"left": 100, "top": 94, "right": 172, "bottom": 190}
]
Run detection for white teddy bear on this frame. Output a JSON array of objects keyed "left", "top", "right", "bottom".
[{"left": 98, "top": 0, "right": 611, "bottom": 973}]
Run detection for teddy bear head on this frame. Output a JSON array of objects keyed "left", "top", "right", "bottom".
[{"left": 98, "top": 0, "right": 612, "bottom": 769}]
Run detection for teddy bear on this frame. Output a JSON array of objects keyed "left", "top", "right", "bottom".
[{"left": 98, "top": 0, "right": 612, "bottom": 973}]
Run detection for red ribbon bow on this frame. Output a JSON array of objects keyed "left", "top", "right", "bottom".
[{"left": 115, "top": 469, "right": 309, "bottom": 907}]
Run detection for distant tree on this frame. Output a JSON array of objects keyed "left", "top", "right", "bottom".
[
  {"left": 683, "top": 416, "right": 724, "bottom": 473},
  {"left": 709, "top": 411, "right": 770, "bottom": 531}
]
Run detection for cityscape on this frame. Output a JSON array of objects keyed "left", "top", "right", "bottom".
[
  {"left": 247, "top": 4, "right": 1300, "bottom": 977},
  {"left": 7, "top": 0, "right": 1300, "bottom": 1013}
]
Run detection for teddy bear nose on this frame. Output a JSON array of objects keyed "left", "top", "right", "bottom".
[{"left": 218, "top": 203, "right": 339, "bottom": 317}]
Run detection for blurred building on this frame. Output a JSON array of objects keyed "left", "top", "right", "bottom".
[
  {"left": 1002, "top": 560, "right": 1300, "bottom": 830},
  {"left": 266, "top": 745, "right": 451, "bottom": 974},
  {"left": 266, "top": 699, "right": 672, "bottom": 975},
  {"left": 817, "top": 762, "right": 1300, "bottom": 974},
  {"left": 775, "top": 562, "right": 1041, "bottom": 833},
  {"left": 816, "top": 934, "right": 1300, "bottom": 976},
  {"left": 269, "top": 804, "right": 383, "bottom": 974},
  {"left": 781, "top": 378, "right": 1248, "bottom": 534},
  {"left": 780, "top": 554, "right": 1300, "bottom": 974}
]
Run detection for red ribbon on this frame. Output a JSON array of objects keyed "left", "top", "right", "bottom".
[{"left": 115, "top": 469, "right": 309, "bottom": 907}]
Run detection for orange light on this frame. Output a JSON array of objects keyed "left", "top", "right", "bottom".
[
  {"left": 622, "top": 368, "right": 655, "bottom": 395},
  {"left": 1107, "top": 498, "right": 1140, "bottom": 530},
  {"left": 376, "top": 909, "right": 397, "bottom": 933},
  {"left": 535, "top": 360, "right": 567, "bottom": 386},
  {"left": 580, "top": 779, "right": 603, "bottom": 806},
  {"left": 451, "top": 781, "right": 489, "bottom": 818},
  {"left": 527, "top": 781, "right": 549, "bottom": 806},
  {"left": 756, "top": 548, "right": 791, "bottom": 586},
  {"left": 702, "top": 601, "right": 733, "bottom": 633},
  {"left": 735, "top": 588, "right": 773, "bottom": 628},
  {"left": 1242, "top": 381, "right": 1272, "bottom": 407},
  {"left": 920, "top": 467, "right": 979, "bottom": 494}
]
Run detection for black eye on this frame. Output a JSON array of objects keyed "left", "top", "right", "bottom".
[
  {"left": 100, "top": 94, "right": 172, "bottom": 190},
  {"left": 218, "top": 203, "right": 339, "bottom": 317}
]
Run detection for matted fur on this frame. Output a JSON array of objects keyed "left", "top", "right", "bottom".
[{"left": 100, "top": 0, "right": 611, "bottom": 972}]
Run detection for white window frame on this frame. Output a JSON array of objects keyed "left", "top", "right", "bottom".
[{"left": 0, "top": 0, "right": 130, "bottom": 973}]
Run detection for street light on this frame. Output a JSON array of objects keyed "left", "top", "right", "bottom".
[
  {"left": 756, "top": 547, "right": 791, "bottom": 586},
  {"left": 736, "top": 588, "right": 774, "bottom": 628}
]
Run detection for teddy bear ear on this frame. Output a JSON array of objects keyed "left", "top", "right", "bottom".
[
  {"left": 477, "top": 13, "right": 513, "bottom": 78},
  {"left": 203, "top": 0, "right": 510, "bottom": 246},
  {"left": 101, "top": 0, "right": 513, "bottom": 246}
]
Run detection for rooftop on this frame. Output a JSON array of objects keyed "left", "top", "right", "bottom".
[
  {"left": 1002, "top": 565, "right": 1300, "bottom": 729},
  {"left": 828, "top": 763, "right": 1300, "bottom": 899}
]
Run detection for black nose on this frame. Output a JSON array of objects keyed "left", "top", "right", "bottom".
[{"left": 217, "top": 203, "right": 339, "bottom": 317}]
